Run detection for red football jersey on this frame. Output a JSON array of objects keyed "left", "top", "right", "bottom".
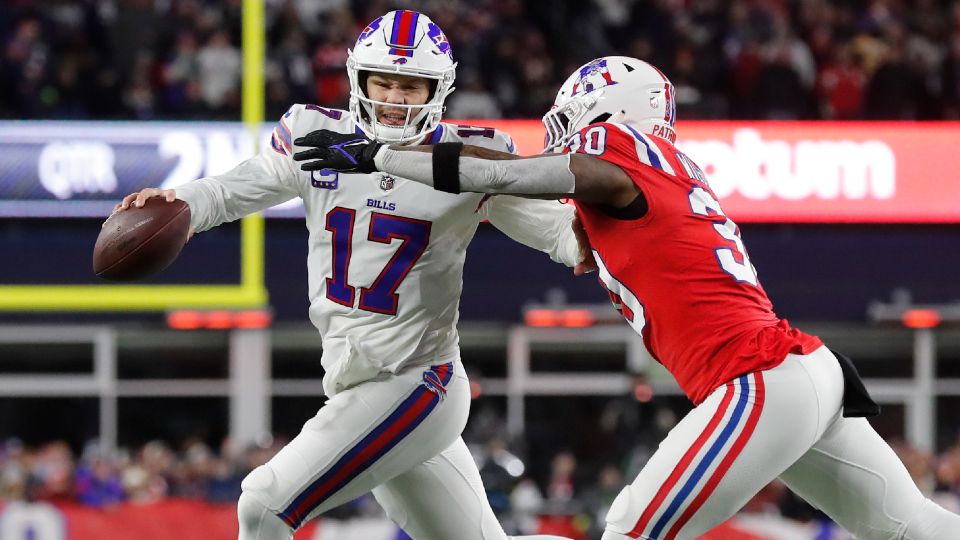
[{"left": 566, "top": 122, "right": 822, "bottom": 404}]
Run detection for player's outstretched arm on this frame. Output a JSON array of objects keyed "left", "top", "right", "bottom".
[{"left": 292, "top": 129, "right": 639, "bottom": 208}]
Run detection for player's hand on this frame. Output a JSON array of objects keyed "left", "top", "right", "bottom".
[
  {"left": 572, "top": 211, "right": 597, "bottom": 276},
  {"left": 111, "top": 188, "right": 194, "bottom": 239},
  {"left": 114, "top": 188, "right": 177, "bottom": 213},
  {"left": 293, "top": 130, "right": 383, "bottom": 174}
]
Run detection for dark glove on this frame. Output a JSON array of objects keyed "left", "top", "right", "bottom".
[{"left": 292, "top": 129, "right": 383, "bottom": 173}]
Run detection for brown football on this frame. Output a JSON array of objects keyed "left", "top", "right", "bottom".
[{"left": 93, "top": 198, "right": 191, "bottom": 281}]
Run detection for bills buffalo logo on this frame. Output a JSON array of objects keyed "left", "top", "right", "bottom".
[
  {"left": 426, "top": 22, "right": 453, "bottom": 60},
  {"left": 422, "top": 370, "right": 447, "bottom": 400},
  {"left": 357, "top": 16, "right": 383, "bottom": 44},
  {"left": 571, "top": 58, "right": 617, "bottom": 96},
  {"left": 392, "top": 57, "right": 408, "bottom": 64}
]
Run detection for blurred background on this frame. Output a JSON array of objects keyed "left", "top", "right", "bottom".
[{"left": 2, "top": 1, "right": 960, "bottom": 539}]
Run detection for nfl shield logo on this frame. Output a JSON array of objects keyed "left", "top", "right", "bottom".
[{"left": 380, "top": 175, "right": 395, "bottom": 191}]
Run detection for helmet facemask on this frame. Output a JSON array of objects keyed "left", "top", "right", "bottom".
[{"left": 542, "top": 92, "right": 602, "bottom": 153}]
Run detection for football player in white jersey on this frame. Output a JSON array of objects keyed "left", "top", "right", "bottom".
[{"left": 114, "top": 10, "right": 579, "bottom": 540}]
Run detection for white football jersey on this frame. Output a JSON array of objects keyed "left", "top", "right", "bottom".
[{"left": 176, "top": 104, "right": 579, "bottom": 395}]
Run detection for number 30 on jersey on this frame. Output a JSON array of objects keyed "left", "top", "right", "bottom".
[{"left": 688, "top": 187, "right": 758, "bottom": 286}]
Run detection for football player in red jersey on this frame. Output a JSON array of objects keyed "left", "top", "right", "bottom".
[{"left": 294, "top": 56, "right": 960, "bottom": 539}]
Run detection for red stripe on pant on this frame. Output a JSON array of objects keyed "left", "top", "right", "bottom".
[
  {"left": 628, "top": 381, "right": 736, "bottom": 537},
  {"left": 665, "top": 372, "right": 766, "bottom": 539},
  {"left": 286, "top": 389, "right": 437, "bottom": 523}
]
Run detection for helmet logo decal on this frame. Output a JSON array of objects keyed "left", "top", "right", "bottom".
[
  {"left": 426, "top": 22, "right": 453, "bottom": 60},
  {"left": 357, "top": 16, "right": 383, "bottom": 44},
  {"left": 571, "top": 58, "right": 617, "bottom": 96},
  {"left": 387, "top": 10, "right": 419, "bottom": 57},
  {"left": 392, "top": 57, "right": 408, "bottom": 64}
]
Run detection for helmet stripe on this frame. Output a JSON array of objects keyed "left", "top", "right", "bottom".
[{"left": 390, "top": 10, "right": 419, "bottom": 48}]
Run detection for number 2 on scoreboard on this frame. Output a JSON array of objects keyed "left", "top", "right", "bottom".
[{"left": 325, "top": 207, "right": 432, "bottom": 315}]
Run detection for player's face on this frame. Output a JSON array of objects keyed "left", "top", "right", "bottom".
[{"left": 365, "top": 73, "right": 431, "bottom": 127}]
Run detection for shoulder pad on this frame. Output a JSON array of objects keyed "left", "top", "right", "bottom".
[{"left": 269, "top": 104, "right": 355, "bottom": 157}]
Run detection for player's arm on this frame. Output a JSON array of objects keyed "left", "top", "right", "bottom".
[
  {"left": 115, "top": 106, "right": 305, "bottom": 233},
  {"left": 172, "top": 148, "right": 301, "bottom": 233},
  {"left": 417, "top": 144, "right": 638, "bottom": 208},
  {"left": 292, "top": 129, "right": 639, "bottom": 208},
  {"left": 481, "top": 196, "right": 588, "bottom": 270},
  {"left": 463, "top": 132, "right": 589, "bottom": 269}
]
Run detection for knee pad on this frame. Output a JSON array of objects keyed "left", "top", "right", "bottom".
[
  {"left": 238, "top": 489, "right": 292, "bottom": 540},
  {"left": 605, "top": 485, "right": 635, "bottom": 531},
  {"left": 241, "top": 465, "right": 278, "bottom": 497},
  {"left": 239, "top": 466, "right": 282, "bottom": 527}
]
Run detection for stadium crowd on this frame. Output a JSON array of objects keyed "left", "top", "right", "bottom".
[
  {"left": 4, "top": 422, "right": 960, "bottom": 538},
  {"left": 2, "top": 0, "right": 960, "bottom": 122}
]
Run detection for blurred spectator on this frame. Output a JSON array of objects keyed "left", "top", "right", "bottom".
[
  {"left": 547, "top": 450, "right": 577, "bottom": 503},
  {"left": 162, "top": 31, "right": 205, "bottom": 116},
  {"left": 197, "top": 30, "right": 241, "bottom": 115},
  {"left": 934, "top": 434, "right": 960, "bottom": 513},
  {"left": 817, "top": 44, "right": 868, "bottom": 119},
  {"left": 865, "top": 43, "right": 923, "bottom": 119},
  {"left": 755, "top": 41, "right": 809, "bottom": 119},
  {"left": 74, "top": 442, "right": 123, "bottom": 507}
]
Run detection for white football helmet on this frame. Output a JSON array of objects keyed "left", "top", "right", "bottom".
[
  {"left": 542, "top": 56, "right": 677, "bottom": 152},
  {"left": 347, "top": 10, "right": 456, "bottom": 144}
]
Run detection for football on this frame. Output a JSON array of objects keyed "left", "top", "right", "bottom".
[{"left": 93, "top": 198, "right": 191, "bottom": 281}]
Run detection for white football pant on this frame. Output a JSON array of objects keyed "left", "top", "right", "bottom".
[
  {"left": 601, "top": 346, "right": 960, "bottom": 539},
  {"left": 237, "top": 358, "right": 572, "bottom": 540}
]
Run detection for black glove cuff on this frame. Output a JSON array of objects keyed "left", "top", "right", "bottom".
[
  {"left": 359, "top": 141, "right": 384, "bottom": 174},
  {"left": 432, "top": 142, "right": 464, "bottom": 194}
]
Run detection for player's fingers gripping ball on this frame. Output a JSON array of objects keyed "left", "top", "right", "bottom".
[{"left": 294, "top": 129, "right": 383, "bottom": 174}]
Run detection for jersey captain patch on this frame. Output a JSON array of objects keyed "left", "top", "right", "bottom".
[{"left": 311, "top": 169, "right": 339, "bottom": 190}]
